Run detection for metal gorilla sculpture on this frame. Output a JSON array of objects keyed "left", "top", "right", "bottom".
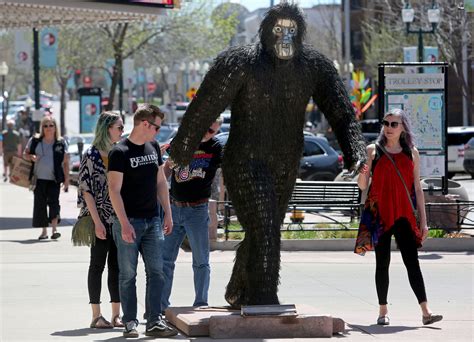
[{"left": 170, "top": 3, "right": 366, "bottom": 308}]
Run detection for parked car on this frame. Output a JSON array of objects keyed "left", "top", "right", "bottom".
[
  {"left": 67, "top": 133, "right": 94, "bottom": 185},
  {"left": 447, "top": 126, "right": 474, "bottom": 178},
  {"left": 0, "top": 100, "right": 26, "bottom": 120},
  {"left": 122, "top": 123, "right": 178, "bottom": 145},
  {"left": 299, "top": 136, "right": 344, "bottom": 181},
  {"left": 360, "top": 118, "right": 381, "bottom": 144},
  {"left": 463, "top": 137, "right": 474, "bottom": 178},
  {"left": 214, "top": 133, "right": 343, "bottom": 181},
  {"left": 156, "top": 123, "right": 179, "bottom": 144}
]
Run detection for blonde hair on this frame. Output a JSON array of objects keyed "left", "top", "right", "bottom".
[{"left": 37, "top": 116, "right": 60, "bottom": 140}]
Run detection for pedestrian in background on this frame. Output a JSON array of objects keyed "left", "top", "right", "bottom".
[
  {"left": 355, "top": 108, "right": 442, "bottom": 326},
  {"left": 17, "top": 110, "right": 35, "bottom": 150},
  {"left": 108, "top": 104, "right": 177, "bottom": 338},
  {"left": 23, "top": 116, "right": 69, "bottom": 240},
  {"left": 161, "top": 117, "right": 223, "bottom": 312},
  {"left": 77, "top": 111, "right": 124, "bottom": 329},
  {"left": 2, "top": 120, "right": 21, "bottom": 181}
]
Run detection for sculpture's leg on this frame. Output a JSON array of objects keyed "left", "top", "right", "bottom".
[{"left": 223, "top": 161, "right": 282, "bottom": 308}]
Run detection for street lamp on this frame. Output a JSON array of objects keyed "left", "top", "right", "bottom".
[
  {"left": 333, "top": 59, "right": 353, "bottom": 89},
  {"left": 0, "top": 61, "right": 9, "bottom": 131},
  {"left": 402, "top": 1, "right": 441, "bottom": 63}
]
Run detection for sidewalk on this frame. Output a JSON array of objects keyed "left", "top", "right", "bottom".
[{"left": 1, "top": 177, "right": 473, "bottom": 341}]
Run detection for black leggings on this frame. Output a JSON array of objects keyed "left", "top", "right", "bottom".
[
  {"left": 88, "top": 229, "right": 120, "bottom": 304},
  {"left": 375, "top": 218, "right": 427, "bottom": 305}
]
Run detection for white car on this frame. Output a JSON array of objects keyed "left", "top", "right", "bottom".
[
  {"left": 67, "top": 133, "right": 94, "bottom": 184},
  {"left": 447, "top": 126, "right": 474, "bottom": 178}
]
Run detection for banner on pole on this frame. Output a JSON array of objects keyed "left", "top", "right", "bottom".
[
  {"left": 423, "top": 46, "right": 440, "bottom": 74},
  {"left": 39, "top": 28, "right": 58, "bottom": 69},
  {"left": 123, "top": 59, "right": 135, "bottom": 90},
  {"left": 403, "top": 46, "right": 417, "bottom": 74},
  {"left": 14, "top": 30, "right": 31, "bottom": 70},
  {"left": 79, "top": 88, "right": 102, "bottom": 133}
]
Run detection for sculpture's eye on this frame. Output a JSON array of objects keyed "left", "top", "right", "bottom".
[
  {"left": 274, "top": 26, "right": 282, "bottom": 33},
  {"left": 289, "top": 28, "right": 296, "bottom": 34}
]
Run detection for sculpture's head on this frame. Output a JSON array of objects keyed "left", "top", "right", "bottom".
[{"left": 259, "top": 3, "right": 306, "bottom": 60}]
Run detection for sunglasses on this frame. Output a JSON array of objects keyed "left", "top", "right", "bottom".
[
  {"left": 43, "top": 124, "right": 55, "bottom": 128},
  {"left": 207, "top": 128, "right": 216, "bottom": 134},
  {"left": 144, "top": 120, "right": 161, "bottom": 132},
  {"left": 382, "top": 120, "right": 401, "bottom": 128}
]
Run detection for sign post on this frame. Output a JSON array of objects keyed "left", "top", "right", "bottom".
[
  {"left": 378, "top": 62, "right": 449, "bottom": 193},
  {"left": 78, "top": 87, "right": 102, "bottom": 133}
]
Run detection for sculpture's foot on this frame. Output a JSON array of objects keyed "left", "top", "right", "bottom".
[
  {"left": 225, "top": 285, "right": 280, "bottom": 309},
  {"left": 225, "top": 283, "right": 247, "bottom": 309}
]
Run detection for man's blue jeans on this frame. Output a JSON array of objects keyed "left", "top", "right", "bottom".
[
  {"left": 161, "top": 203, "right": 210, "bottom": 310},
  {"left": 113, "top": 216, "right": 165, "bottom": 326}
]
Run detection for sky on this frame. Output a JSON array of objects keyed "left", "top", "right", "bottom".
[{"left": 225, "top": 0, "right": 340, "bottom": 12}]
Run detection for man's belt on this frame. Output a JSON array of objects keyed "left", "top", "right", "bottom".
[{"left": 171, "top": 198, "right": 209, "bottom": 207}]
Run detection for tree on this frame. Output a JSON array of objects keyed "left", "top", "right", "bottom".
[
  {"left": 95, "top": 0, "right": 238, "bottom": 111},
  {"left": 360, "top": 1, "right": 472, "bottom": 119},
  {"left": 54, "top": 27, "right": 105, "bottom": 134}
]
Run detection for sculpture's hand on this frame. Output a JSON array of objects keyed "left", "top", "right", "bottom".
[{"left": 341, "top": 159, "right": 366, "bottom": 180}]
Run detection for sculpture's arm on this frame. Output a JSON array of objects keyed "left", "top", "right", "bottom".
[
  {"left": 310, "top": 52, "right": 366, "bottom": 170},
  {"left": 170, "top": 49, "right": 246, "bottom": 166}
]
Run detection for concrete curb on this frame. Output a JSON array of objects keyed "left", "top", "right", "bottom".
[{"left": 211, "top": 237, "right": 474, "bottom": 252}]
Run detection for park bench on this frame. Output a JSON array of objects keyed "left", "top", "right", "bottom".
[
  {"left": 286, "top": 180, "right": 361, "bottom": 229},
  {"left": 220, "top": 180, "right": 362, "bottom": 237}
]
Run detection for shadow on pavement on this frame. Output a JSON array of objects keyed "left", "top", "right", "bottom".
[
  {"left": 418, "top": 253, "right": 443, "bottom": 260},
  {"left": 349, "top": 323, "right": 419, "bottom": 335},
  {"left": 1, "top": 239, "right": 60, "bottom": 244},
  {"left": 51, "top": 328, "right": 118, "bottom": 338},
  {"left": 0, "top": 217, "right": 76, "bottom": 230}
]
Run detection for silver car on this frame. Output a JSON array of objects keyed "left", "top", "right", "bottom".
[{"left": 463, "top": 137, "right": 474, "bottom": 178}]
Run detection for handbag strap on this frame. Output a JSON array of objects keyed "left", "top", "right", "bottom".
[{"left": 375, "top": 142, "right": 416, "bottom": 213}]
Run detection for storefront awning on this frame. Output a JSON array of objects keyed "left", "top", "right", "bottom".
[{"left": 0, "top": 0, "right": 173, "bottom": 29}]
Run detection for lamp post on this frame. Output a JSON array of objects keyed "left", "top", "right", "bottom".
[
  {"left": 333, "top": 59, "right": 353, "bottom": 89},
  {"left": 0, "top": 61, "right": 9, "bottom": 131},
  {"left": 402, "top": 1, "right": 441, "bottom": 64},
  {"left": 200, "top": 62, "right": 210, "bottom": 78}
]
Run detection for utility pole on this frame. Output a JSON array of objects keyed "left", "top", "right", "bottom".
[
  {"left": 33, "top": 28, "right": 41, "bottom": 133},
  {"left": 343, "top": 0, "right": 351, "bottom": 88}
]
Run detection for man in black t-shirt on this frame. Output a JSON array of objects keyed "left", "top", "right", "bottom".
[
  {"left": 161, "top": 118, "right": 223, "bottom": 312},
  {"left": 108, "top": 104, "right": 177, "bottom": 338}
]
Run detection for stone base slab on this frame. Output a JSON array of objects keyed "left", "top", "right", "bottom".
[{"left": 165, "top": 304, "right": 345, "bottom": 338}]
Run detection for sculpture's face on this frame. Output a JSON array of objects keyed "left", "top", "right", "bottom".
[{"left": 272, "top": 19, "right": 298, "bottom": 60}]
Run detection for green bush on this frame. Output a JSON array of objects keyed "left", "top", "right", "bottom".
[{"left": 222, "top": 223, "right": 448, "bottom": 240}]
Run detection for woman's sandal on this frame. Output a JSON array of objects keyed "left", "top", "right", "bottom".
[
  {"left": 90, "top": 315, "right": 113, "bottom": 329},
  {"left": 112, "top": 315, "right": 125, "bottom": 328},
  {"left": 422, "top": 314, "right": 443, "bottom": 325}
]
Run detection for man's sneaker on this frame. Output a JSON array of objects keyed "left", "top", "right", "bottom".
[
  {"left": 123, "top": 320, "right": 139, "bottom": 338},
  {"left": 145, "top": 318, "right": 177, "bottom": 337}
]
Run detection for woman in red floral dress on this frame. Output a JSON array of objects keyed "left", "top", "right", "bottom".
[{"left": 355, "top": 108, "right": 442, "bottom": 326}]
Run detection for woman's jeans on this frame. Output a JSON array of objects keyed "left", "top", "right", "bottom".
[
  {"left": 113, "top": 216, "right": 165, "bottom": 325},
  {"left": 88, "top": 228, "right": 120, "bottom": 304},
  {"left": 161, "top": 203, "right": 210, "bottom": 310}
]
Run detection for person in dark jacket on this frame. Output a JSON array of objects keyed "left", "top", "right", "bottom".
[{"left": 24, "top": 116, "right": 69, "bottom": 240}]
